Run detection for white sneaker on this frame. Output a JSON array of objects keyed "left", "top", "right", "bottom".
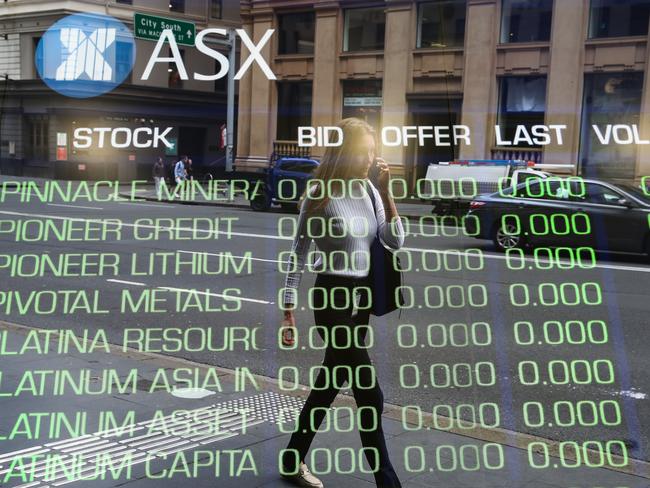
[{"left": 282, "top": 462, "right": 324, "bottom": 488}]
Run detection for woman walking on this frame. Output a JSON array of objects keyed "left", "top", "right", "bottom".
[{"left": 279, "top": 118, "right": 404, "bottom": 488}]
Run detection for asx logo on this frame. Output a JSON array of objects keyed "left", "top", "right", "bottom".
[
  {"left": 56, "top": 28, "right": 116, "bottom": 82},
  {"left": 37, "top": 13, "right": 276, "bottom": 99},
  {"left": 36, "top": 13, "right": 135, "bottom": 98}
]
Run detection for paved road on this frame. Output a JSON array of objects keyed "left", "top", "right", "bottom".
[
  {"left": 1, "top": 183, "right": 649, "bottom": 463},
  {"left": 0, "top": 324, "right": 642, "bottom": 488}
]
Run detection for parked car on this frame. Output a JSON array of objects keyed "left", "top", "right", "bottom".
[
  {"left": 423, "top": 159, "right": 551, "bottom": 216},
  {"left": 465, "top": 177, "right": 650, "bottom": 255},
  {"left": 250, "top": 157, "right": 319, "bottom": 212}
]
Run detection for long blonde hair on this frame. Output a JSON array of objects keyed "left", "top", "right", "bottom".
[{"left": 302, "top": 117, "right": 375, "bottom": 214}]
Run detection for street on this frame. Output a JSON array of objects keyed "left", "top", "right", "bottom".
[{"left": 1, "top": 183, "right": 649, "bottom": 473}]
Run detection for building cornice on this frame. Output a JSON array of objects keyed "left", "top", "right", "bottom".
[
  {"left": 314, "top": 1, "right": 341, "bottom": 11},
  {"left": 384, "top": 0, "right": 413, "bottom": 12}
]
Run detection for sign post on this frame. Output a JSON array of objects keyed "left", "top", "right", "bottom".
[{"left": 226, "top": 29, "right": 235, "bottom": 173}]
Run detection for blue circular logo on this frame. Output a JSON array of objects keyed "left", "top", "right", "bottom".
[{"left": 36, "top": 13, "right": 136, "bottom": 99}]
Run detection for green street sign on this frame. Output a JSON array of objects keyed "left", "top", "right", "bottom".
[{"left": 134, "top": 13, "right": 196, "bottom": 46}]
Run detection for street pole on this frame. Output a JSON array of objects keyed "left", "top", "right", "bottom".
[
  {"left": 0, "top": 74, "right": 10, "bottom": 177},
  {"left": 226, "top": 29, "right": 236, "bottom": 172}
]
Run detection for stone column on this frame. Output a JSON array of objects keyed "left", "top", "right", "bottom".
[
  {"left": 380, "top": 0, "right": 413, "bottom": 176},
  {"left": 458, "top": 0, "right": 498, "bottom": 160},
  {"left": 311, "top": 3, "right": 340, "bottom": 159},
  {"left": 235, "top": 5, "right": 253, "bottom": 165},
  {"left": 248, "top": 10, "right": 274, "bottom": 162},
  {"left": 544, "top": 0, "right": 588, "bottom": 172}
]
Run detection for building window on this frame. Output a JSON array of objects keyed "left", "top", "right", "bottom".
[
  {"left": 589, "top": 0, "right": 650, "bottom": 38},
  {"left": 116, "top": 41, "right": 133, "bottom": 84},
  {"left": 342, "top": 80, "right": 383, "bottom": 132},
  {"left": 276, "top": 82, "right": 313, "bottom": 141},
  {"left": 211, "top": 0, "right": 222, "bottom": 19},
  {"left": 344, "top": 7, "right": 386, "bottom": 52},
  {"left": 500, "top": 0, "right": 553, "bottom": 43},
  {"left": 25, "top": 116, "right": 49, "bottom": 161},
  {"left": 33, "top": 37, "right": 42, "bottom": 79},
  {"left": 169, "top": 0, "right": 184, "bottom": 13},
  {"left": 417, "top": 1, "right": 466, "bottom": 48},
  {"left": 169, "top": 48, "right": 185, "bottom": 89},
  {"left": 278, "top": 12, "right": 315, "bottom": 54},
  {"left": 497, "top": 76, "right": 547, "bottom": 147},
  {"left": 115, "top": 0, "right": 132, "bottom": 4},
  {"left": 580, "top": 73, "right": 644, "bottom": 179}
]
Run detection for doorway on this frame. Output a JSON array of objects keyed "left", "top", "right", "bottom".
[
  {"left": 407, "top": 98, "right": 462, "bottom": 188},
  {"left": 178, "top": 126, "right": 207, "bottom": 165}
]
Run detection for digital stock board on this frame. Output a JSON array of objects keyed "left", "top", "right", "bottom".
[{"left": 0, "top": 1, "right": 650, "bottom": 488}]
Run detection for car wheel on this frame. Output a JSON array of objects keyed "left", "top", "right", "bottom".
[
  {"left": 492, "top": 222, "right": 524, "bottom": 252},
  {"left": 250, "top": 188, "right": 271, "bottom": 211}
]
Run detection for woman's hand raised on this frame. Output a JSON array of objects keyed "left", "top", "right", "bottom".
[{"left": 374, "top": 157, "right": 391, "bottom": 195}]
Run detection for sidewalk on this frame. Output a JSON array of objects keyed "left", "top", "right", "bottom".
[{"left": 0, "top": 321, "right": 645, "bottom": 488}]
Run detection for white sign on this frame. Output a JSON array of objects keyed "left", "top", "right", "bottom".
[
  {"left": 57, "top": 132, "right": 67, "bottom": 146},
  {"left": 343, "top": 97, "right": 382, "bottom": 107}
]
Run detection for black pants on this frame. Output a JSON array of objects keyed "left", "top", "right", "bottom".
[{"left": 283, "top": 273, "right": 402, "bottom": 488}]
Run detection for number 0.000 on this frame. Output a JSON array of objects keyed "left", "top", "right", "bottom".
[
  {"left": 279, "top": 447, "right": 380, "bottom": 475},
  {"left": 402, "top": 403, "right": 500, "bottom": 431},
  {"left": 399, "top": 284, "right": 488, "bottom": 309},
  {"left": 404, "top": 443, "right": 504, "bottom": 472},
  {"left": 522, "top": 400, "right": 621, "bottom": 428},
  {"left": 400, "top": 362, "right": 496, "bottom": 388},
  {"left": 395, "top": 248, "right": 484, "bottom": 272},
  {"left": 513, "top": 320, "right": 608, "bottom": 345},
  {"left": 509, "top": 282, "right": 602, "bottom": 307},
  {"left": 517, "top": 359, "right": 615, "bottom": 385},
  {"left": 528, "top": 440, "right": 627, "bottom": 468},
  {"left": 397, "top": 322, "right": 492, "bottom": 348},
  {"left": 505, "top": 247, "right": 596, "bottom": 270}
]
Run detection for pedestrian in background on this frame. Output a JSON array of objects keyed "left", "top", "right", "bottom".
[
  {"left": 185, "top": 157, "right": 194, "bottom": 181},
  {"left": 152, "top": 157, "right": 165, "bottom": 198},
  {"left": 279, "top": 118, "right": 404, "bottom": 488},
  {"left": 173, "top": 155, "right": 188, "bottom": 196}
]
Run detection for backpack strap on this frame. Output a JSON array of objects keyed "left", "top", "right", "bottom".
[{"left": 364, "top": 180, "right": 379, "bottom": 227}]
